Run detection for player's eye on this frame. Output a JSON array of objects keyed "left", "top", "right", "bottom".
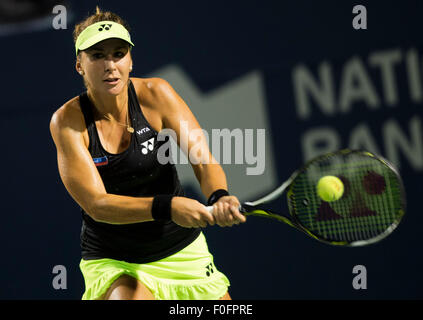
[{"left": 92, "top": 53, "right": 104, "bottom": 59}]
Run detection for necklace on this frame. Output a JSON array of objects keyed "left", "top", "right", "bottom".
[{"left": 103, "top": 105, "right": 134, "bottom": 133}]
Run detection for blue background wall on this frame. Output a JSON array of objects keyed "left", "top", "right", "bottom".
[{"left": 0, "top": 0, "right": 422, "bottom": 299}]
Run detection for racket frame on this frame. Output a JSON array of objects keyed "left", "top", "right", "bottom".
[{"left": 219, "top": 149, "right": 406, "bottom": 247}]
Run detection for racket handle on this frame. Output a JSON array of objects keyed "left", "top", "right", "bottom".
[
  {"left": 206, "top": 205, "right": 213, "bottom": 213},
  {"left": 205, "top": 205, "right": 245, "bottom": 214}
]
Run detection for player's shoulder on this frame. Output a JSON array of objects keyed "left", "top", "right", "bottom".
[
  {"left": 131, "top": 76, "right": 172, "bottom": 91},
  {"left": 130, "top": 77, "right": 176, "bottom": 104},
  {"left": 50, "top": 95, "right": 86, "bottom": 136}
]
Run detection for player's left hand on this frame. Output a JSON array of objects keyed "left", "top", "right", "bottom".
[{"left": 211, "top": 195, "right": 247, "bottom": 227}]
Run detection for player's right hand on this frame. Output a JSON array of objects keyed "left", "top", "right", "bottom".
[{"left": 170, "top": 197, "right": 216, "bottom": 228}]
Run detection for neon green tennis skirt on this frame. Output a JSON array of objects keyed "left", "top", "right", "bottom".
[{"left": 79, "top": 232, "right": 230, "bottom": 300}]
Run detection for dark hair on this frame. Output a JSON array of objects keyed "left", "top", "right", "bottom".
[{"left": 73, "top": 6, "right": 131, "bottom": 47}]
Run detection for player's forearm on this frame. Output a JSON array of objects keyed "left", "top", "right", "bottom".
[
  {"left": 197, "top": 163, "right": 228, "bottom": 199},
  {"left": 90, "top": 193, "right": 154, "bottom": 224}
]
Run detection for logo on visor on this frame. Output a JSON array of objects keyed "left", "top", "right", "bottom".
[{"left": 98, "top": 24, "right": 112, "bottom": 31}]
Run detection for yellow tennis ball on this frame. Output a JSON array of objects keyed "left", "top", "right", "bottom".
[{"left": 316, "top": 176, "right": 344, "bottom": 202}]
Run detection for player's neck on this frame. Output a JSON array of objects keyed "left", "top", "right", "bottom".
[{"left": 88, "top": 87, "right": 129, "bottom": 121}]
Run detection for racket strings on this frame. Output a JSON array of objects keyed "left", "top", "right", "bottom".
[{"left": 290, "top": 151, "right": 404, "bottom": 243}]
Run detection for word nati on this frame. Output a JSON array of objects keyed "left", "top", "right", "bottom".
[{"left": 293, "top": 47, "right": 423, "bottom": 170}]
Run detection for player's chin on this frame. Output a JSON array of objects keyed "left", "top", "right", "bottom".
[{"left": 102, "top": 79, "right": 126, "bottom": 95}]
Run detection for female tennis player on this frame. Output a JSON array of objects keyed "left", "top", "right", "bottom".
[{"left": 49, "top": 7, "right": 246, "bottom": 300}]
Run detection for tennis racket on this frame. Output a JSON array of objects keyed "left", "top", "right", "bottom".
[{"left": 207, "top": 149, "right": 406, "bottom": 246}]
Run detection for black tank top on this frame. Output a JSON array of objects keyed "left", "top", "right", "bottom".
[{"left": 78, "top": 80, "right": 200, "bottom": 263}]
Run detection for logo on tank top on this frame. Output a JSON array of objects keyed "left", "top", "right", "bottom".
[
  {"left": 141, "top": 138, "right": 154, "bottom": 155},
  {"left": 93, "top": 156, "right": 108, "bottom": 166},
  {"left": 136, "top": 127, "right": 150, "bottom": 135}
]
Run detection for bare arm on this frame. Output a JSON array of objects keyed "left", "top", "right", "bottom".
[
  {"left": 155, "top": 79, "right": 246, "bottom": 226},
  {"left": 49, "top": 101, "right": 154, "bottom": 225}
]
